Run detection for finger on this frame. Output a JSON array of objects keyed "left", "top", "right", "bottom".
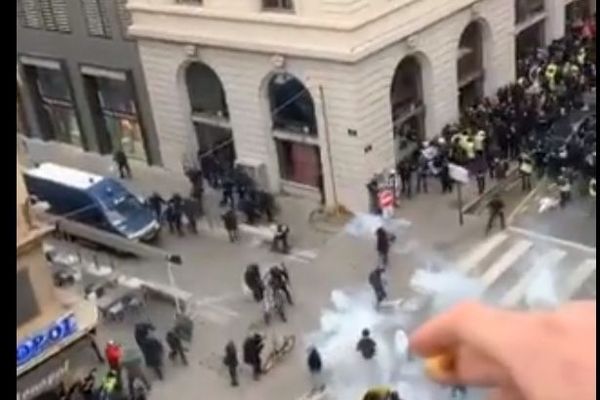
[
  {"left": 486, "top": 386, "right": 527, "bottom": 400},
  {"left": 409, "top": 301, "right": 529, "bottom": 359},
  {"left": 428, "top": 345, "right": 513, "bottom": 387}
]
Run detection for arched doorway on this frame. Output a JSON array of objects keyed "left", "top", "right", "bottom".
[
  {"left": 185, "top": 62, "right": 235, "bottom": 172},
  {"left": 267, "top": 72, "right": 323, "bottom": 195},
  {"left": 457, "top": 21, "right": 485, "bottom": 110},
  {"left": 390, "top": 55, "right": 426, "bottom": 163}
]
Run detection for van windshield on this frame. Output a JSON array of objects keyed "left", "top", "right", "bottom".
[{"left": 101, "top": 193, "right": 143, "bottom": 225}]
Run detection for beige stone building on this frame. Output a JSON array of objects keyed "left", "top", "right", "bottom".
[
  {"left": 17, "top": 159, "right": 98, "bottom": 400},
  {"left": 128, "top": 0, "right": 593, "bottom": 212}
]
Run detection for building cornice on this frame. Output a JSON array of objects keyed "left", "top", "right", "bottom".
[{"left": 129, "top": 0, "right": 478, "bottom": 62}]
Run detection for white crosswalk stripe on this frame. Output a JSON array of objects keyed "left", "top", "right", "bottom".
[
  {"left": 455, "top": 231, "right": 596, "bottom": 307},
  {"left": 459, "top": 233, "right": 509, "bottom": 274},
  {"left": 500, "top": 249, "right": 566, "bottom": 306},
  {"left": 563, "top": 259, "right": 596, "bottom": 300}
]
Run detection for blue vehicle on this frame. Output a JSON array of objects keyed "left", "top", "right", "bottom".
[{"left": 24, "top": 163, "right": 160, "bottom": 241}]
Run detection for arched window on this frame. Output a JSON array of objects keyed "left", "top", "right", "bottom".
[
  {"left": 267, "top": 73, "right": 323, "bottom": 193},
  {"left": 185, "top": 63, "right": 229, "bottom": 118},
  {"left": 457, "top": 21, "right": 485, "bottom": 110},
  {"left": 185, "top": 62, "right": 235, "bottom": 170},
  {"left": 390, "top": 55, "right": 426, "bottom": 160},
  {"left": 268, "top": 73, "right": 317, "bottom": 135}
]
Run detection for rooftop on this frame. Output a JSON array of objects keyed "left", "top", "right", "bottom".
[{"left": 24, "top": 163, "right": 103, "bottom": 191}]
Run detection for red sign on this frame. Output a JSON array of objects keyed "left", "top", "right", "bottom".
[{"left": 378, "top": 189, "right": 394, "bottom": 208}]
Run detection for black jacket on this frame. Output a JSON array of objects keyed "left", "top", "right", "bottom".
[
  {"left": 307, "top": 348, "right": 322, "bottom": 373},
  {"left": 223, "top": 343, "right": 238, "bottom": 368},
  {"left": 141, "top": 337, "right": 164, "bottom": 367}
]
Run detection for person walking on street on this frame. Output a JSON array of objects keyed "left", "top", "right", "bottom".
[
  {"left": 166, "top": 328, "right": 188, "bottom": 366},
  {"left": 141, "top": 335, "right": 164, "bottom": 380},
  {"left": 223, "top": 341, "right": 239, "bottom": 387},
  {"left": 104, "top": 341, "right": 123, "bottom": 390},
  {"left": 123, "top": 357, "right": 151, "bottom": 399},
  {"left": 415, "top": 155, "right": 429, "bottom": 194},
  {"left": 243, "top": 333, "right": 265, "bottom": 380},
  {"left": 307, "top": 346, "right": 324, "bottom": 392},
  {"left": 558, "top": 172, "right": 572, "bottom": 208},
  {"left": 147, "top": 192, "right": 165, "bottom": 221},
  {"left": 519, "top": 152, "right": 534, "bottom": 191},
  {"left": 485, "top": 194, "right": 506, "bottom": 235},
  {"left": 272, "top": 223, "right": 290, "bottom": 253},
  {"left": 356, "top": 329, "right": 377, "bottom": 360},
  {"left": 269, "top": 263, "right": 293, "bottom": 305},
  {"left": 182, "top": 197, "right": 199, "bottom": 234},
  {"left": 113, "top": 150, "right": 132, "bottom": 179},
  {"left": 375, "top": 227, "right": 390, "bottom": 268},
  {"left": 368, "top": 268, "right": 387, "bottom": 307},
  {"left": 244, "top": 264, "right": 265, "bottom": 302},
  {"left": 222, "top": 208, "right": 239, "bottom": 242}
]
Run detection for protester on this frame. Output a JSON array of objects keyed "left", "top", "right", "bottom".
[
  {"left": 166, "top": 194, "right": 184, "bottom": 236},
  {"left": 244, "top": 263, "right": 264, "bottom": 302},
  {"left": 368, "top": 268, "right": 387, "bottom": 307},
  {"left": 222, "top": 208, "right": 239, "bottom": 242},
  {"left": 182, "top": 196, "right": 199, "bottom": 234},
  {"left": 243, "top": 333, "right": 265, "bottom": 380},
  {"left": 271, "top": 223, "right": 290, "bottom": 253},
  {"left": 307, "top": 346, "right": 324, "bottom": 392},
  {"left": 147, "top": 192, "right": 165, "bottom": 221},
  {"left": 113, "top": 150, "right": 131, "bottom": 179},
  {"left": 223, "top": 341, "right": 239, "bottom": 387},
  {"left": 375, "top": 227, "right": 390, "bottom": 268},
  {"left": 269, "top": 263, "right": 293, "bottom": 305},
  {"left": 166, "top": 328, "right": 188, "bottom": 366},
  {"left": 140, "top": 334, "right": 164, "bottom": 380},
  {"left": 356, "top": 329, "right": 377, "bottom": 360},
  {"left": 485, "top": 194, "right": 505, "bottom": 235}
]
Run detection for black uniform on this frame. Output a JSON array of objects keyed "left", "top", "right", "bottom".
[
  {"left": 223, "top": 341, "right": 239, "bottom": 387},
  {"left": 486, "top": 196, "right": 506, "bottom": 235},
  {"left": 243, "top": 334, "right": 264, "bottom": 380},
  {"left": 113, "top": 150, "right": 131, "bottom": 179},
  {"left": 244, "top": 264, "right": 264, "bottom": 302},
  {"left": 356, "top": 330, "right": 377, "bottom": 360},
  {"left": 166, "top": 329, "right": 188, "bottom": 365},
  {"left": 269, "top": 265, "right": 293, "bottom": 305}
]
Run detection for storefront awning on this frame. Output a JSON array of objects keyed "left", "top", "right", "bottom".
[{"left": 17, "top": 335, "right": 91, "bottom": 400}]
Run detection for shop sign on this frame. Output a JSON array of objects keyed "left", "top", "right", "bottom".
[
  {"left": 17, "top": 314, "right": 77, "bottom": 368},
  {"left": 17, "top": 359, "right": 69, "bottom": 400}
]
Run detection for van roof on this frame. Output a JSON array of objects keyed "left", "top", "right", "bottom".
[{"left": 25, "top": 163, "right": 104, "bottom": 190}]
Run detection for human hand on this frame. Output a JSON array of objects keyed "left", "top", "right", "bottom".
[{"left": 409, "top": 301, "right": 596, "bottom": 400}]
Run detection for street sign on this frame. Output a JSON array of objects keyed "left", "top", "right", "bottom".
[{"left": 449, "top": 163, "right": 470, "bottom": 184}]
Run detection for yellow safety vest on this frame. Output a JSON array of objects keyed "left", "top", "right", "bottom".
[
  {"left": 363, "top": 386, "right": 393, "bottom": 400},
  {"left": 545, "top": 64, "right": 557, "bottom": 89},
  {"left": 102, "top": 376, "right": 117, "bottom": 393}
]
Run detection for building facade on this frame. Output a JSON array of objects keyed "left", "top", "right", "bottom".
[
  {"left": 123, "top": 0, "right": 593, "bottom": 211},
  {"left": 17, "top": 0, "right": 161, "bottom": 165},
  {"left": 17, "top": 158, "right": 98, "bottom": 400}
]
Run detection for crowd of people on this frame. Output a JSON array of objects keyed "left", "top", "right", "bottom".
[
  {"left": 87, "top": 18, "right": 598, "bottom": 400},
  {"left": 367, "top": 17, "right": 596, "bottom": 215}
]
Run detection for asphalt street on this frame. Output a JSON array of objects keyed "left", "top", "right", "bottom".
[{"left": 25, "top": 141, "right": 596, "bottom": 400}]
